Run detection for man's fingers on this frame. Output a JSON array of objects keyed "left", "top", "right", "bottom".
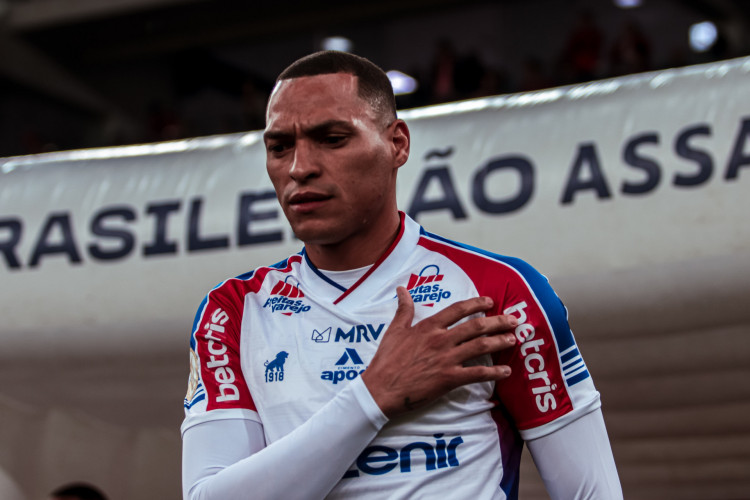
[
  {"left": 422, "top": 295, "right": 494, "bottom": 328},
  {"left": 454, "top": 363, "right": 512, "bottom": 384},
  {"left": 453, "top": 333, "right": 516, "bottom": 361},
  {"left": 450, "top": 314, "right": 518, "bottom": 345},
  {"left": 392, "top": 286, "right": 415, "bottom": 328}
]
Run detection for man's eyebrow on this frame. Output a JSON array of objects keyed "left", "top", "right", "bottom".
[
  {"left": 304, "top": 120, "right": 356, "bottom": 135},
  {"left": 263, "top": 120, "right": 355, "bottom": 142},
  {"left": 264, "top": 120, "right": 356, "bottom": 142},
  {"left": 263, "top": 129, "right": 292, "bottom": 142}
]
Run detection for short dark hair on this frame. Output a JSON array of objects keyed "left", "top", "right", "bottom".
[
  {"left": 276, "top": 51, "right": 397, "bottom": 125},
  {"left": 50, "top": 483, "right": 107, "bottom": 500}
]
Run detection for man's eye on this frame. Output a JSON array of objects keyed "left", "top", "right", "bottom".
[
  {"left": 323, "top": 135, "right": 345, "bottom": 145},
  {"left": 268, "top": 143, "right": 289, "bottom": 153}
]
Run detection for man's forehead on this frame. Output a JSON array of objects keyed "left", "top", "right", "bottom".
[
  {"left": 269, "top": 72, "right": 359, "bottom": 104},
  {"left": 265, "top": 72, "right": 378, "bottom": 131}
]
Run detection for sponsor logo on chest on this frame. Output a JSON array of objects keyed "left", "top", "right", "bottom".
[
  {"left": 311, "top": 323, "right": 385, "bottom": 343},
  {"left": 407, "top": 265, "right": 452, "bottom": 307},
  {"left": 263, "top": 277, "right": 312, "bottom": 316},
  {"left": 321, "top": 347, "right": 367, "bottom": 384},
  {"left": 311, "top": 324, "right": 384, "bottom": 383}
]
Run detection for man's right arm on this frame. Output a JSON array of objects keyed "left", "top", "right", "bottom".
[
  {"left": 182, "top": 287, "right": 518, "bottom": 499},
  {"left": 182, "top": 376, "right": 387, "bottom": 500},
  {"left": 183, "top": 283, "right": 390, "bottom": 500}
]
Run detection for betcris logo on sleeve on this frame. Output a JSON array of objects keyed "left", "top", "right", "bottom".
[{"left": 201, "top": 307, "right": 242, "bottom": 404}]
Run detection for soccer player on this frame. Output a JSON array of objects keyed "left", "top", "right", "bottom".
[{"left": 181, "top": 51, "right": 622, "bottom": 499}]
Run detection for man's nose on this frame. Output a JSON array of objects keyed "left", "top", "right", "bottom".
[{"left": 289, "top": 141, "right": 320, "bottom": 181}]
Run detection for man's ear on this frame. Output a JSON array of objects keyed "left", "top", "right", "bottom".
[{"left": 391, "top": 119, "right": 410, "bottom": 169}]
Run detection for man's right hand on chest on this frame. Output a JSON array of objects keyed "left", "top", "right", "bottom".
[{"left": 361, "top": 286, "right": 517, "bottom": 419}]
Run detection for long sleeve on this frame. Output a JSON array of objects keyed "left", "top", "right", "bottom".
[
  {"left": 526, "top": 408, "right": 623, "bottom": 499},
  {"left": 182, "top": 376, "right": 388, "bottom": 500}
]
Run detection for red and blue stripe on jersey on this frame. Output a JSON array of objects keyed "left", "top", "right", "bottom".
[
  {"left": 417, "top": 228, "right": 589, "bottom": 431},
  {"left": 417, "top": 229, "right": 591, "bottom": 498}
]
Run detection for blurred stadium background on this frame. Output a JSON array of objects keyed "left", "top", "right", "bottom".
[{"left": 1, "top": 0, "right": 747, "bottom": 157}]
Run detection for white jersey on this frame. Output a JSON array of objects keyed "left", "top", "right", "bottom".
[{"left": 182, "top": 213, "right": 601, "bottom": 499}]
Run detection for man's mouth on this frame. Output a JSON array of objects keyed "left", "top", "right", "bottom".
[{"left": 288, "top": 191, "right": 333, "bottom": 213}]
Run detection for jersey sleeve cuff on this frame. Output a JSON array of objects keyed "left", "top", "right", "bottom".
[
  {"left": 519, "top": 392, "right": 601, "bottom": 441},
  {"left": 181, "top": 408, "right": 262, "bottom": 437},
  {"left": 349, "top": 376, "right": 389, "bottom": 431}
]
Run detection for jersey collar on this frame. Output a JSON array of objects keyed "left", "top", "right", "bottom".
[{"left": 299, "top": 212, "right": 420, "bottom": 306}]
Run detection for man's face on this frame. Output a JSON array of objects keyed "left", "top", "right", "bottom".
[{"left": 264, "top": 73, "right": 408, "bottom": 247}]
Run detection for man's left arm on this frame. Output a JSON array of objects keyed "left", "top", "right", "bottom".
[
  {"left": 526, "top": 408, "right": 623, "bottom": 499},
  {"left": 486, "top": 255, "right": 622, "bottom": 497}
]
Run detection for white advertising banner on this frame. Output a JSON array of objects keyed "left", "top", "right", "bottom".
[{"left": 0, "top": 58, "right": 749, "bottom": 358}]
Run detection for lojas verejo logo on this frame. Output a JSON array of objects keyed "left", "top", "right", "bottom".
[
  {"left": 406, "top": 264, "right": 452, "bottom": 307},
  {"left": 265, "top": 351, "right": 289, "bottom": 383},
  {"left": 264, "top": 276, "right": 312, "bottom": 316}
]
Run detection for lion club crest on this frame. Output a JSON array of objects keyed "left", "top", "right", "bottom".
[{"left": 265, "top": 351, "right": 289, "bottom": 382}]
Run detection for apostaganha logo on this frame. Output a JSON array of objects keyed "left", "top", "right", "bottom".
[
  {"left": 264, "top": 351, "right": 289, "bottom": 383},
  {"left": 321, "top": 348, "right": 366, "bottom": 384},
  {"left": 407, "top": 264, "right": 452, "bottom": 307},
  {"left": 263, "top": 276, "right": 312, "bottom": 316}
]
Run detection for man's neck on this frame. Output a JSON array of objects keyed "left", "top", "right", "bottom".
[{"left": 304, "top": 211, "right": 401, "bottom": 271}]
